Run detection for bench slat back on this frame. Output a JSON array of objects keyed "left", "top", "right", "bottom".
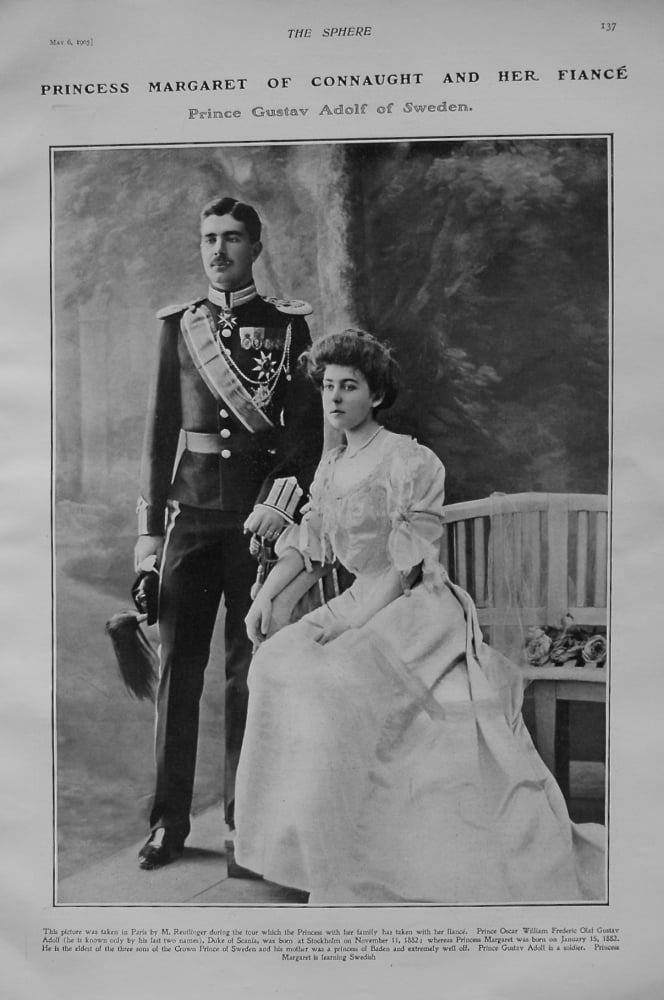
[{"left": 441, "top": 492, "right": 608, "bottom": 659}]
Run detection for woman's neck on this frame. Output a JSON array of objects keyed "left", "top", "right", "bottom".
[{"left": 343, "top": 420, "right": 383, "bottom": 458}]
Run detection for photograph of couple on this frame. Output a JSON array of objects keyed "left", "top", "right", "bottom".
[{"left": 53, "top": 136, "right": 608, "bottom": 905}]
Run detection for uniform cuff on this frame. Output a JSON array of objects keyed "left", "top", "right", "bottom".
[
  {"left": 256, "top": 476, "right": 303, "bottom": 523},
  {"left": 136, "top": 496, "right": 165, "bottom": 536}
]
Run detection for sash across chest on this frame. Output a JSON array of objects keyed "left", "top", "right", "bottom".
[{"left": 180, "top": 304, "right": 278, "bottom": 434}]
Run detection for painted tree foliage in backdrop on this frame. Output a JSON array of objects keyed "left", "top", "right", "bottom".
[
  {"left": 53, "top": 137, "right": 609, "bottom": 875},
  {"left": 54, "top": 138, "right": 608, "bottom": 510},
  {"left": 352, "top": 138, "right": 608, "bottom": 501}
]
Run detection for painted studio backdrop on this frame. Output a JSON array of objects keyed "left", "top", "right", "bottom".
[{"left": 52, "top": 138, "right": 609, "bottom": 881}]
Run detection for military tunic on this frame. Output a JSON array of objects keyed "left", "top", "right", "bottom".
[
  {"left": 139, "top": 288, "right": 320, "bottom": 529},
  {"left": 138, "top": 285, "right": 321, "bottom": 836}
]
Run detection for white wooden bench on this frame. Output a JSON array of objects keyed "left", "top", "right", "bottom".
[
  {"left": 270, "top": 491, "right": 609, "bottom": 787},
  {"left": 441, "top": 492, "right": 608, "bottom": 787}
]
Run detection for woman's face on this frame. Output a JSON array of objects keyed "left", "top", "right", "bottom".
[{"left": 321, "top": 364, "right": 380, "bottom": 433}]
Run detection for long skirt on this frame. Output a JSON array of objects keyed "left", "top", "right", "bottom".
[{"left": 235, "top": 577, "right": 605, "bottom": 904}]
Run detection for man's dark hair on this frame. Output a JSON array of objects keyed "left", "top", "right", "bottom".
[
  {"left": 303, "top": 328, "right": 400, "bottom": 412},
  {"left": 200, "top": 197, "right": 262, "bottom": 243}
]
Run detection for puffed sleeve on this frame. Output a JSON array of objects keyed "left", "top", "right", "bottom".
[
  {"left": 386, "top": 442, "right": 447, "bottom": 591},
  {"left": 274, "top": 449, "right": 337, "bottom": 569}
]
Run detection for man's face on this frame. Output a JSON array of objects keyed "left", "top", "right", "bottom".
[{"left": 200, "top": 213, "right": 262, "bottom": 291}]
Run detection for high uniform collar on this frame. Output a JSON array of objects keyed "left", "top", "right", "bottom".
[{"left": 207, "top": 282, "right": 258, "bottom": 310}]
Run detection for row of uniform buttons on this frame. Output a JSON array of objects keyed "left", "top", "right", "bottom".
[{"left": 219, "top": 409, "right": 231, "bottom": 459}]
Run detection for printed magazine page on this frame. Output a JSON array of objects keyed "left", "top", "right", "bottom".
[{"left": 1, "top": 0, "right": 663, "bottom": 996}]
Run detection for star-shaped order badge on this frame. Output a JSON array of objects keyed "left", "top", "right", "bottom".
[
  {"left": 252, "top": 350, "right": 278, "bottom": 381},
  {"left": 217, "top": 307, "right": 237, "bottom": 337}
]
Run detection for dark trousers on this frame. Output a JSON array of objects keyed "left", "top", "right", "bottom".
[{"left": 149, "top": 504, "right": 256, "bottom": 838}]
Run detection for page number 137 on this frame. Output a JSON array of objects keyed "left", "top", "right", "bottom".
[{"left": 601, "top": 22, "right": 617, "bottom": 31}]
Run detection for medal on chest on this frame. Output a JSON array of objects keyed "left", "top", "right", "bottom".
[
  {"left": 217, "top": 306, "right": 237, "bottom": 339},
  {"left": 215, "top": 320, "right": 293, "bottom": 411},
  {"left": 252, "top": 348, "right": 280, "bottom": 385},
  {"left": 240, "top": 326, "right": 265, "bottom": 350}
]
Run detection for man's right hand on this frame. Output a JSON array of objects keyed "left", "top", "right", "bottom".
[{"left": 134, "top": 534, "right": 164, "bottom": 573}]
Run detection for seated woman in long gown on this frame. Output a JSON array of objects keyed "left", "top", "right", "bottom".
[{"left": 234, "top": 329, "right": 606, "bottom": 905}]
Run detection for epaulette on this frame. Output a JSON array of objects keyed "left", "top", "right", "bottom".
[
  {"left": 156, "top": 298, "right": 203, "bottom": 320},
  {"left": 263, "top": 296, "right": 313, "bottom": 317}
]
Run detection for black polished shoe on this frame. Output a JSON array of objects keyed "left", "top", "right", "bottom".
[{"left": 138, "top": 828, "right": 185, "bottom": 870}]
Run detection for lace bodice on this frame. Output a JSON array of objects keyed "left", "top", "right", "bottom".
[{"left": 278, "top": 433, "right": 447, "bottom": 587}]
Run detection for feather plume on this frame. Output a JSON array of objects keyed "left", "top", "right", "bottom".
[{"left": 105, "top": 610, "right": 159, "bottom": 701}]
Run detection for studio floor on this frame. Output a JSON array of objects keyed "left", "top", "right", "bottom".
[{"left": 57, "top": 758, "right": 605, "bottom": 907}]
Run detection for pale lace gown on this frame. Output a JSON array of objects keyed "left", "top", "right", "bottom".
[{"left": 234, "top": 432, "right": 605, "bottom": 904}]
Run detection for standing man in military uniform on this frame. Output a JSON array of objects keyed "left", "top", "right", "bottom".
[{"left": 135, "top": 197, "right": 321, "bottom": 869}]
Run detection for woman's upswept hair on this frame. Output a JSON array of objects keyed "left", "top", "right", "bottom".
[{"left": 302, "top": 328, "right": 400, "bottom": 412}]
